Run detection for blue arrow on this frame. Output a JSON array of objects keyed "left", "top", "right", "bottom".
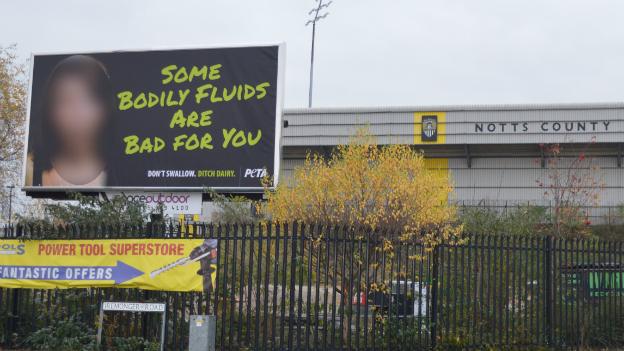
[
  {"left": 0, "top": 261, "right": 143, "bottom": 285},
  {"left": 112, "top": 261, "right": 144, "bottom": 284}
]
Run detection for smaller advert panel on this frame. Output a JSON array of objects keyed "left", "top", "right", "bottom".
[
  {"left": 0, "top": 239, "right": 217, "bottom": 292},
  {"left": 106, "top": 191, "right": 202, "bottom": 217}
]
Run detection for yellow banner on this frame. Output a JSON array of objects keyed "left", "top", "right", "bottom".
[{"left": 0, "top": 239, "right": 217, "bottom": 292}]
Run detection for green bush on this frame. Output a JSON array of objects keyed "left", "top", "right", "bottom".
[
  {"left": 25, "top": 316, "right": 96, "bottom": 351},
  {"left": 24, "top": 315, "right": 160, "bottom": 351},
  {"left": 379, "top": 318, "right": 428, "bottom": 350},
  {"left": 110, "top": 336, "right": 160, "bottom": 351},
  {"left": 460, "top": 205, "right": 547, "bottom": 236},
  {"left": 435, "top": 333, "right": 471, "bottom": 351}
]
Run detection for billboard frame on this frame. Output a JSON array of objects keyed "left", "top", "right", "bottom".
[{"left": 21, "top": 42, "right": 286, "bottom": 195}]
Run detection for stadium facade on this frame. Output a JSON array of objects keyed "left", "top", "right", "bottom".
[{"left": 280, "top": 102, "right": 624, "bottom": 223}]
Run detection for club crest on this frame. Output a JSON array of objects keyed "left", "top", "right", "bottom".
[{"left": 421, "top": 115, "right": 438, "bottom": 141}]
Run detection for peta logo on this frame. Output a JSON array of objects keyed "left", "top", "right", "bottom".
[
  {"left": 244, "top": 168, "right": 267, "bottom": 178},
  {"left": 0, "top": 243, "right": 25, "bottom": 255}
]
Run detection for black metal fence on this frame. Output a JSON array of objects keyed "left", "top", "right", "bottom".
[{"left": 2, "top": 223, "right": 624, "bottom": 350}]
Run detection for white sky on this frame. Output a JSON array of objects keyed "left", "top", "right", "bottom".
[{"left": 2, "top": 0, "right": 624, "bottom": 108}]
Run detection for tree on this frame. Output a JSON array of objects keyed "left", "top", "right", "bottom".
[
  {"left": 0, "top": 45, "right": 27, "bottom": 221},
  {"left": 260, "top": 131, "right": 462, "bottom": 327},
  {"left": 262, "top": 131, "right": 461, "bottom": 247},
  {"left": 537, "top": 142, "right": 605, "bottom": 238}
]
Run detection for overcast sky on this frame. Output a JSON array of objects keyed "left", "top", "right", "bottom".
[{"left": 2, "top": 0, "right": 624, "bottom": 108}]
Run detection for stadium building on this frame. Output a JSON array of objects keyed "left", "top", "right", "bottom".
[{"left": 279, "top": 102, "right": 624, "bottom": 223}]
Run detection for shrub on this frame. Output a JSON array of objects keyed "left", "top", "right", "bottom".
[
  {"left": 110, "top": 336, "right": 160, "bottom": 351},
  {"left": 25, "top": 316, "right": 96, "bottom": 351},
  {"left": 460, "top": 205, "right": 547, "bottom": 236}
]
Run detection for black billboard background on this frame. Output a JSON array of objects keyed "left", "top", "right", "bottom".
[{"left": 26, "top": 45, "right": 280, "bottom": 189}]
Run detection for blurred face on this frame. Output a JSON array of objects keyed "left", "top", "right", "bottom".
[{"left": 50, "top": 75, "right": 105, "bottom": 155}]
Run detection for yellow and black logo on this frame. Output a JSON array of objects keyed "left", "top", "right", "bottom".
[
  {"left": 421, "top": 115, "right": 438, "bottom": 141},
  {"left": 414, "top": 112, "right": 446, "bottom": 144}
]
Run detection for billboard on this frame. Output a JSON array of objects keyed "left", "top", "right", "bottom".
[
  {"left": 23, "top": 44, "right": 284, "bottom": 192},
  {"left": 0, "top": 239, "right": 217, "bottom": 292}
]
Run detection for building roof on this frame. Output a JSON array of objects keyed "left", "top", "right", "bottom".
[{"left": 284, "top": 102, "right": 624, "bottom": 114}]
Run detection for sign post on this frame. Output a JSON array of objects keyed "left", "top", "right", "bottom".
[{"left": 97, "top": 301, "right": 167, "bottom": 351}]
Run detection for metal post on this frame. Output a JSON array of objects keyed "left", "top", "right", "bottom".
[
  {"left": 96, "top": 304, "right": 104, "bottom": 346},
  {"left": 308, "top": 20, "right": 316, "bottom": 108},
  {"left": 544, "top": 236, "right": 554, "bottom": 345},
  {"left": 160, "top": 309, "right": 166, "bottom": 351},
  {"left": 9, "top": 289, "right": 19, "bottom": 341},
  {"left": 6, "top": 185, "right": 14, "bottom": 228},
  {"left": 430, "top": 245, "right": 440, "bottom": 349}
]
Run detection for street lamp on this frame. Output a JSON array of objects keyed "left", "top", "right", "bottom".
[{"left": 306, "top": 0, "right": 333, "bottom": 108}]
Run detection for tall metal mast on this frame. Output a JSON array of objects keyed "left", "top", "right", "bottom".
[{"left": 306, "top": 0, "right": 332, "bottom": 108}]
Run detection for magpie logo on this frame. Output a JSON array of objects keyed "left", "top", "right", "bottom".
[{"left": 422, "top": 115, "right": 438, "bottom": 141}]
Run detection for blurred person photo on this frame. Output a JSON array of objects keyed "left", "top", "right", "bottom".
[{"left": 25, "top": 55, "right": 114, "bottom": 187}]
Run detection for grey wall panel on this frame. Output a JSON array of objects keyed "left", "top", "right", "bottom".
[
  {"left": 279, "top": 154, "right": 624, "bottom": 206},
  {"left": 284, "top": 135, "right": 412, "bottom": 146},
  {"left": 283, "top": 103, "right": 624, "bottom": 146},
  {"left": 284, "top": 111, "right": 413, "bottom": 146},
  {"left": 449, "top": 157, "right": 540, "bottom": 169},
  {"left": 451, "top": 187, "right": 624, "bottom": 207},
  {"left": 452, "top": 187, "right": 547, "bottom": 203},
  {"left": 278, "top": 158, "right": 305, "bottom": 186},
  {"left": 448, "top": 157, "right": 624, "bottom": 206},
  {"left": 453, "top": 185, "right": 624, "bottom": 206}
]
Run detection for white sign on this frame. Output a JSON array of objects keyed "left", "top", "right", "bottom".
[
  {"left": 98, "top": 301, "right": 167, "bottom": 351},
  {"left": 106, "top": 191, "right": 202, "bottom": 217},
  {"left": 102, "top": 301, "right": 166, "bottom": 312}
]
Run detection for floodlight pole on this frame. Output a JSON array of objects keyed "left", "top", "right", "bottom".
[
  {"left": 306, "top": 0, "right": 332, "bottom": 108},
  {"left": 308, "top": 20, "right": 317, "bottom": 108}
]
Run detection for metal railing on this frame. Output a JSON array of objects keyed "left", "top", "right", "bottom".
[{"left": 1, "top": 223, "right": 624, "bottom": 350}]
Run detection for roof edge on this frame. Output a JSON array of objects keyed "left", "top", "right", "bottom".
[{"left": 284, "top": 102, "right": 624, "bottom": 114}]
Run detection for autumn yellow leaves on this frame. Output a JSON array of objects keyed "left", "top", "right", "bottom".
[{"left": 260, "top": 130, "right": 463, "bottom": 248}]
